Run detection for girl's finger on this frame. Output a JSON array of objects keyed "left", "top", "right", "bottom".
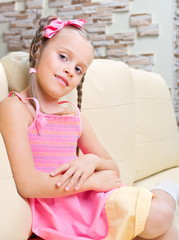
[
  {"left": 50, "top": 163, "right": 70, "bottom": 177},
  {"left": 75, "top": 172, "right": 88, "bottom": 190},
  {"left": 65, "top": 170, "right": 82, "bottom": 191},
  {"left": 56, "top": 167, "right": 76, "bottom": 187}
]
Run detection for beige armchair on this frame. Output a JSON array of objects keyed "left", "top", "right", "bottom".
[{"left": 0, "top": 52, "right": 179, "bottom": 240}]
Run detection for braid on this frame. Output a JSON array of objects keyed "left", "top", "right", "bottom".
[
  {"left": 29, "top": 15, "right": 57, "bottom": 68},
  {"left": 76, "top": 75, "right": 85, "bottom": 111},
  {"left": 76, "top": 75, "right": 85, "bottom": 156},
  {"left": 29, "top": 15, "right": 58, "bottom": 98}
]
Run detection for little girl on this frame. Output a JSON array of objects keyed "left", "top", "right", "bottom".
[{"left": 0, "top": 15, "right": 178, "bottom": 240}]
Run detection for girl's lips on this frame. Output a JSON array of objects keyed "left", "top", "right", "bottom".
[{"left": 55, "top": 75, "right": 69, "bottom": 87}]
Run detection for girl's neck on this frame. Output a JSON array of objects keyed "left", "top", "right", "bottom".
[{"left": 22, "top": 86, "right": 65, "bottom": 115}]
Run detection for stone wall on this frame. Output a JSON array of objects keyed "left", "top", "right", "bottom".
[
  {"left": 173, "top": 0, "right": 179, "bottom": 128},
  {"left": 0, "top": 0, "right": 178, "bottom": 127},
  {"left": 1, "top": 0, "right": 159, "bottom": 71},
  {"left": 0, "top": 0, "right": 42, "bottom": 51}
]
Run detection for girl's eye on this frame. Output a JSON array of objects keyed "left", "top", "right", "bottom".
[
  {"left": 75, "top": 66, "right": 82, "bottom": 74},
  {"left": 59, "top": 54, "right": 67, "bottom": 61}
]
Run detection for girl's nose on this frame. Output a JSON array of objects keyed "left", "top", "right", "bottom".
[{"left": 63, "top": 68, "right": 73, "bottom": 78}]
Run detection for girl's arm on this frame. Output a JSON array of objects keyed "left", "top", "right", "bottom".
[
  {"left": 51, "top": 114, "right": 121, "bottom": 191},
  {"left": 0, "top": 98, "right": 121, "bottom": 198}
]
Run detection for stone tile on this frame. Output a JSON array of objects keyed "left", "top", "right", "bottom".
[
  {"left": 137, "top": 24, "right": 159, "bottom": 37},
  {"left": 0, "top": 2, "right": 15, "bottom": 12},
  {"left": 130, "top": 13, "right": 152, "bottom": 26}
]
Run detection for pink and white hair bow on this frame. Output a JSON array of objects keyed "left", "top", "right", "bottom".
[{"left": 44, "top": 18, "right": 86, "bottom": 39}]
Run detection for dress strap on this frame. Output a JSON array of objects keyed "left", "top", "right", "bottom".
[
  {"left": 8, "top": 92, "right": 80, "bottom": 117},
  {"left": 8, "top": 91, "right": 40, "bottom": 124},
  {"left": 58, "top": 100, "right": 81, "bottom": 116},
  {"left": 58, "top": 101, "right": 82, "bottom": 133}
]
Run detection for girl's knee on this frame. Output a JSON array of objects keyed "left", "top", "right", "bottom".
[
  {"left": 136, "top": 225, "right": 178, "bottom": 240},
  {"left": 139, "top": 197, "right": 175, "bottom": 238}
]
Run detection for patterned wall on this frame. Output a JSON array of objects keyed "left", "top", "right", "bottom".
[
  {"left": 173, "top": 0, "right": 179, "bottom": 128},
  {"left": 1, "top": 0, "right": 159, "bottom": 71}
]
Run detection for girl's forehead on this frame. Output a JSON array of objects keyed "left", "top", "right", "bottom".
[
  {"left": 52, "top": 27, "right": 88, "bottom": 43},
  {"left": 48, "top": 28, "right": 93, "bottom": 54}
]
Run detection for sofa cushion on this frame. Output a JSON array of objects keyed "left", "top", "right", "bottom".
[
  {"left": 0, "top": 51, "right": 29, "bottom": 92},
  {"left": 134, "top": 167, "right": 179, "bottom": 188},
  {"left": 0, "top": 134, "right": 32, "bottom": 240},
  {"left": 82, "top": 59, "right": 136, "bottom": 185},
  {"left": 0, "top": 62, "right": 8, "bottom": 101},
  {"left": 131, "top": 68, "right": 179, "bottom": 182}
]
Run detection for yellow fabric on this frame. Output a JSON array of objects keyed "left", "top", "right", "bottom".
[{"left": 105, "top": 187, "right": 153, "bottom": 240}]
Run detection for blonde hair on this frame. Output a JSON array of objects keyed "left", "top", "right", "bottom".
[{"left": 29, "top": 15, "right": 93, "bottom": 111}]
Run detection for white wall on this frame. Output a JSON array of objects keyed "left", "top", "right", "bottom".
[{"left": 103, "top": 0, "right": 173, "bottom": 87}]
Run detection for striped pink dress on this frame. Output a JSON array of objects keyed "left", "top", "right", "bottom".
[
  {"left": 9, "top": 92, "right": 113, "bottom": 240},
  {"left": 9, "top": 92, "right": 154, "bottom": 240}
]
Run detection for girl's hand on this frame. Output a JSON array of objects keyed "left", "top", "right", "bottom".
[
  {"left": 91, "top": 170, "right": 122, "bottom": 192},
  {"left": 50, "top": 154, "right": 99, "bottom": 191}
]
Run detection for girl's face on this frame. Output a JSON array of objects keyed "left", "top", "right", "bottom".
[{"left": 36, "top": 28, "right": 94, "bottom": 102}]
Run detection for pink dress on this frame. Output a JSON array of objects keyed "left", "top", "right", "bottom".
[{"left": 9, "top": 92, "right": 114, "bottom": 240}]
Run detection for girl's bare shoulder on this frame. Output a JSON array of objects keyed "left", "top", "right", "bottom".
[
  {"left": 0, "top": 96, "right": 32, "bottom": 129},
  {"left": 0, "top": 95, "right": 26, "bottom": 114}
]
